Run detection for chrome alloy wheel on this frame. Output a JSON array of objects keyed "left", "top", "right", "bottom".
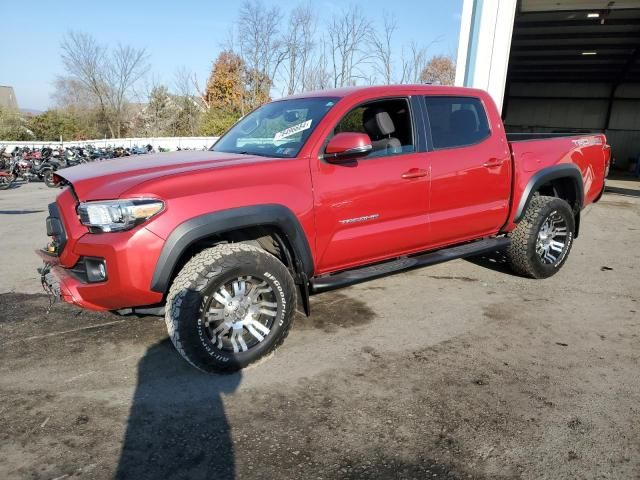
[
  {"left": 536, "top": 211, "right": 568, "bottom": 264},
  {"left": 202, "top": 276, "right": 278, "bottom": 353}
]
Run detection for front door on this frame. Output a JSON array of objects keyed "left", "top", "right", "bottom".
[{"left": 311, "top": 97, "right": 430, "bottom": 274}]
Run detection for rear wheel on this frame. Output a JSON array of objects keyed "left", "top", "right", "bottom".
[
  {"left": 0, "top": 175, "right": 11, "bottom": 190},
  {"left": 506, "top": 195, "right": 575, "bottom": 279},
  {"left": 43, "top": 171, "right": 57, "bottom": 188},
  {"left": 165, "top": 243, "right": 296, "bottom": 373}
]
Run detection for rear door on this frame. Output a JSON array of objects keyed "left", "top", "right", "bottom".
[
  {"left": 311, "top": 97, "right": 430, "bottom": 274},
  {"left": 422, "top": 95, "right": 511, "bottom": 246}
]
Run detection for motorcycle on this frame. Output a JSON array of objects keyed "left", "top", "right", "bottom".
[
  {"left": 32, "top": 156, "right": 62, "bottom": 187},
  {"left": 10, "top": 157, "right": 36, "bottom": 183}
]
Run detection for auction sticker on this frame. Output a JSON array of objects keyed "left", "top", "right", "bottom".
[{"left": 274, "top": 120, "right": 312, "bottom": 141}]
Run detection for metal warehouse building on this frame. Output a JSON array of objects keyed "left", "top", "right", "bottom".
[{"left": 456, "top": 0, "right": 640, "bottom": 169}]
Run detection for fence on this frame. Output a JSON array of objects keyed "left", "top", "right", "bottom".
[{"left": 0, "top": 136, "right": 220, "bottom": 151}]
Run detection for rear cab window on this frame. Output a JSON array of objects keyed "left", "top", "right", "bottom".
[{"left": 424, "top": 96, "right": 491, "bottom": 149}]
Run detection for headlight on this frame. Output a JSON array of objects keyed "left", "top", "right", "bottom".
[{"left": 77, "top": 199, "right": 164, "bottom": 233}]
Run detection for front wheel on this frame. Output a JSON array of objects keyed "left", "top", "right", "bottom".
[
  {"left": 165, "top": 243, "right": 297, "bottom": 373},
  {"left": 506, "top": 195, "right": 575, "bottom": 279}
]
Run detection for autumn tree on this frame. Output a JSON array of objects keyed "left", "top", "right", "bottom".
[
  {"left": 204, "top": 51, "right": 245, "bottom": 114},
  {"left": 200, "top": 51, "right": 248, "bottom": 136},
  {"left": 420, "top": 55, "right": 456, "bottom": 86}
]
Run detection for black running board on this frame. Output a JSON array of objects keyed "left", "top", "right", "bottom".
[{"left": 310, "top": 237, "right": 511, "bottom": 294}]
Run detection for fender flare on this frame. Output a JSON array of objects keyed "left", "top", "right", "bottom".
[
  {"left": 150, "top": 204, "right": 314, "bottom": 293},
  {"left": 514, "top": 164, "right": 584, "bottom": 223}
]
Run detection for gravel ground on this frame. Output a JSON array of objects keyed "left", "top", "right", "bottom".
[{"left": 0, "top": 182, "right": 638, "bottom": 480}]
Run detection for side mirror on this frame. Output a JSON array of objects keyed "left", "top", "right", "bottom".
[{"left": 324, "top": 132, "right": 372, "bottom": 163}]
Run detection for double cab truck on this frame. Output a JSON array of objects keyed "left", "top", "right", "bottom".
[{"left": 40, "top": 85, "right": 610, "bottom": 372}]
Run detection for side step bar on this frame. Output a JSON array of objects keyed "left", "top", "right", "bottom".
[{"left": 310, "top": 237, "right": 511, "bottom": 294}]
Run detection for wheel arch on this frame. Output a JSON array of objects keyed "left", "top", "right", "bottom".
[
  {"left": 514, "top": 164, "right": 584, "bottom": 228},
  {"left": 150, "top": 204, "right": 314, "bottom": 294}
]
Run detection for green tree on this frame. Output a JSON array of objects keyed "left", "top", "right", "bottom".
[
  {"left": 28, "top": 110, "right": 87, "bottom": 141},
  {"left": 143, "top": 85, "right": 174, "bottom": 136},
  {"left": 199, "top": 108, "right": 238, "bottom": 136},
  {"left": 0, "top": 107, "right": 33, "bottom": 140}
]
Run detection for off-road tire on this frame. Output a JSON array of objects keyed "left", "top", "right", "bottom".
[
  {"left": 165, "top": 243, "right": 297, "bottom": 373},
  {"left": 506, "top": 195, "right": 575, "bottom": 279}
]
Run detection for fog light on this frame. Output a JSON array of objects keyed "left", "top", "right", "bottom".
[{"left": 85, "top": 258, "right": 107, "bottom": 282}]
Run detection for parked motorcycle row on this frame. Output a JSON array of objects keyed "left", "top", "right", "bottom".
[{"left": 0, "top": 144, "right": 162, "bottom": 190}]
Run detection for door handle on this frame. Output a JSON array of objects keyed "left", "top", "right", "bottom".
[
  {"left": 401, "top": 168, "right": 428, "bottom": 179},
  {"left": 483, "top": 158, "right": 504, "bottom": 168}
]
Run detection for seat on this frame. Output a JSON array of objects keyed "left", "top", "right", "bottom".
[{"left": 362, "top": 108, "right": 402, "bottom": 154}]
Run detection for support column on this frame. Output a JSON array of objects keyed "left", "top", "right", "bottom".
[{"left": 455, "top": 0, "right": 517, "bottom": 111}]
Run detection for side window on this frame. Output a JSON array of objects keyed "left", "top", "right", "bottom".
[
  {"left": 424, "top": 96, "right": 490, "bottom": 149},
  {"left": 333, "top": 98, "right": 414, "bottom": 158}
]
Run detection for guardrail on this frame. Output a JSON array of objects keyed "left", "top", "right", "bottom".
[{"left": 0, "top": 136, "right": 220, "bottom": 151}]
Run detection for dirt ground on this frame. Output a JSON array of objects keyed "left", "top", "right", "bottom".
[{"left": 0, "top": 182, "right": 638, "bottom": 480}]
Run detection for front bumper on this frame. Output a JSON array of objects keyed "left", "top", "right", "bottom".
[
  {"left": 39, "top": 251, "right": 116, "bottom": 310},
  {"left": 38, "top": 190, "right": 166, "bottom": 311}
]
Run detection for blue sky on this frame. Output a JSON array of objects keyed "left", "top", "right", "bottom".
[{"left": 0, "top": 0, "right": 463, "bottom": 111}]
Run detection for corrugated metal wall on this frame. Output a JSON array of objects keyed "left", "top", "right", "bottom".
[{"left": 504, "top": 82, "right": 640, "bottom": 168}]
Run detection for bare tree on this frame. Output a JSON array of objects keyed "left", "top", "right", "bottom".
[
  {"left": 60, "top": 32, "right": 111, "bottom": 134},
  {"left": 104, "top": 43, "right": 149, "bottom": 136},
  {"left": 369, "top": 14, "right": 397, "bottom": 84},
  {"left": 398, "top": 36, "right": 443, "bottom": 84},
  {"left": 173, "top": 67, "right": 204, "bottom": 136},
  {"left": 60, "top": 31, "right": 148, "bottom": 137},
  {"left": 282, "top": 4, "right": 316, "bottom": 94},
  {"left": 237, "top": 0, "right": 287, "bottom": 108},
  {"left": 399, "top": 41, "right": 428, "bottom": 84},
  {"left": 304, "top": 39, "right": 332, "bottom": 91},
  {"left": 327, "top": 6, "right": 372, "bottom": 87}
]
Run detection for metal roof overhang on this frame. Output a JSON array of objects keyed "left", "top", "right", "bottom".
[{"left": 509, "top": 0, "right": 640, "bottom": 84}]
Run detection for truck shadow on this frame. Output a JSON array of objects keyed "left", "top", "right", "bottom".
[
  {"left": 465, "top": 250, "right": 515, "bottom": 275},
  {"left": 115, "top": 339, "right": 241, "bottom": 480}
]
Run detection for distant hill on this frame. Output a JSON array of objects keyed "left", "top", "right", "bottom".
[{"left": 20, "top": 108, "right": 43, "bottom": 116}]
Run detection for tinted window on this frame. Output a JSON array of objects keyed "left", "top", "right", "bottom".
[
  {"left": 424, "top": 96, "right": 490, "bottom": 149},
  {"left": 333, "top": 98, "right": 414, "bottom": 158}
]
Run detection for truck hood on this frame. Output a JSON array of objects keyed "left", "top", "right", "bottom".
[{"left": 56, "top": 150, "right": 274, "bottom": 200}]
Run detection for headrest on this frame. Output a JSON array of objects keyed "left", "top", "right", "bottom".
[{"left": 363, "top": 108, "right": 396, "bottom": 138}]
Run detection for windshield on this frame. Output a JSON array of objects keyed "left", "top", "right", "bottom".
[{"left": 211, "top": 97, "right": 339, "bottom": 158}]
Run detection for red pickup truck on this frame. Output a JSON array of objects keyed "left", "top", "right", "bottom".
[{"left": 40, "top": 85, "right": 610, "bottom": 372}]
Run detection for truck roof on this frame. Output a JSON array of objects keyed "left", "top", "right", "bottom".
[{"left": 280, "top": 84, "right": 488, "bottom": 101}]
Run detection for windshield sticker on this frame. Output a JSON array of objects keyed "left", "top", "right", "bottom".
[{"left": 274, "top": 119, "right": 312, "bottom": 141}]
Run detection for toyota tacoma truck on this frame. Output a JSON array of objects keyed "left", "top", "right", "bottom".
[{"left": 39, "top": 85, "right": 610, "bottom": 372}]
